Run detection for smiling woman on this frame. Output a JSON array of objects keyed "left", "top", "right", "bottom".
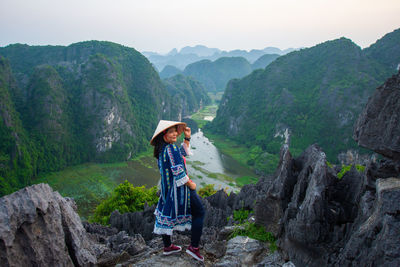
[{"left": 150, "top": 119, "right": 205, "bottom": 261}]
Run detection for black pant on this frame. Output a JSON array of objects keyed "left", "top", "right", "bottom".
[{"left": 162, "top": 189, "right": 205, "bottom": 248}]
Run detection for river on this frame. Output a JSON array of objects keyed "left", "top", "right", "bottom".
[
  {"left": 122, "top": 129, "right": 257, "bottom": 193},
  {"left": 185, "top": 129, "right": 257, "bottom": 192}
]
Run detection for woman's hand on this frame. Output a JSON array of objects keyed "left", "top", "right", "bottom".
[
  {"left": 186, "top": 179, "right": 196, "bottom": 190},
  {"left": 183, "top": 127, "right": 191, "bottom": 139}
]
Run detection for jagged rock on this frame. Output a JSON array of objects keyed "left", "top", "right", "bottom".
[
  {"left": 107, "top": 231, "right": 147, "bottom": 256},
  {"left": 0, "top": 183, "right": 96, "bottom": 266},
  {"left": 214, "top": 236, "right": 267, "bottom": 267},
  {"left": 334, "top": 178, "right": 400, "bottom": 266},
  {"left": 203, "top": 200, "right": 229, "bottom": 229},
  {"left": 354, "top": 70, "right": 400, "bottom": 161},
  {"left": 132, "top": 250, "right": 206, "bottom": 267},
  {"left": 256, "top": 251, "right": 285, "bottom": 267},
  {"left": 204, "top": 240, "right": 227, "bottom": 259},
  {"left": 277, "top": 145, "right": 338, "bottom": 266},
  {"left": 109, "top": 204, "right": 156, "bottom": 241},
  {"left": 83, "top": 221, "right": 119, "bottom": 243},
  {"left": 232, "top": 184, "right": 259, "bottom": 210},
  {"left": 217, "top": 225, "right": 245, "bottom": 241},
  {"left": 255, "top": 144, "right": 297, "bottom": 235},
  {"left": 109, "top": 190, "right": 235, "bottom": 242}
]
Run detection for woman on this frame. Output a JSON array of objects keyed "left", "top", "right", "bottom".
[{"left": 150, "top": 120, "right": 205, "bottom": 262}]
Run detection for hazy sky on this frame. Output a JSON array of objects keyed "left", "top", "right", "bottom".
[{"left": 1, "top": 0, "right": 399, "bottom": 54}]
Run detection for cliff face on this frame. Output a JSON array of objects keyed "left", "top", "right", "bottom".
[
  {"left": 183, "top": 57, "right": 253, "bottom": 92},
  {"left": 210, "top": 37, "right": 393, "bottom": 166},
  {"left": 363, "top": 28, "right": 400, "bottom": 71},
  {"left": 0, "top": 184, "right": 96, "bottom": 266},
  {"left": 354, "top": 70, "right": 400, "bottom": 161},
  {"left": 0, "top": 41, "right": 207, "bottom": 195},
  {"left": 164, "top": 74, "right": 211, "bottom": 118},
  {"left": 0, "top": 57, "right": 33, "bottom": 195}
]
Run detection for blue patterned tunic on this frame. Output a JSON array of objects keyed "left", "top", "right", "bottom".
[{"left": 153, "top": 143, "right": 192, "bottom": 235}]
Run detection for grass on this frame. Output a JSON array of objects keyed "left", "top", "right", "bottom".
[
  {"left": 229, "top": 211, "right": 277, "bottom": 252},
  {"left": 191, "top": 93, "right": 220, "bottom": 129},
  {"left": 236, "top": 176, "right": 258, "bottom": 187},
  {"left": 32, "top": 148, "right": 157, "bottom": 220},
  {"left": 191, "top": 104, "right": 218, "bottom": 128},
  {"left": 33, "top": 163, "right": 118, "bottom": 220},
  {"left": 203, "top": 130, "right": 252, "bottom": 170}
]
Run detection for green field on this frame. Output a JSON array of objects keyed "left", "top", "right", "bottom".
[
  {"left": 190, "top": 92, "right": 222, "bottom": 128},
  {"left": 33, "top": 149, "right": 159, "bottom": 220}
]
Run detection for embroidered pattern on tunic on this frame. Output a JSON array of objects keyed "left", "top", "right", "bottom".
[{"left": 153, "top": 143, "right": 192, "bottom": 235}]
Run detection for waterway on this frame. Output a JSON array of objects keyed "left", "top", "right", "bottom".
[
  {"left": 185, "top": 129, "right": 256, "bottom": 192},
  {"left": 121, "top": 129, "right": 257, "bottom": 193}
]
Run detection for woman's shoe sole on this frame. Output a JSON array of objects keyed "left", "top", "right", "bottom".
[
  {"left": 163, "top": 247, "right": 182, "bottom": 255},
  {"left": 186, "top": 249, "right": 204, "bottom": 262}
]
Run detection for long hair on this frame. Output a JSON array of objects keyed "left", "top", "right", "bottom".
[{"left": 153, "top": 133, "right": 166, "bottom": 159}]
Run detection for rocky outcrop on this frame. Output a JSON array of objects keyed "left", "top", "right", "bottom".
[
  {"left": 109, "top": 203, "right": 156, "bottom": 241},
  {"left": 250, "top": 70, "right": 400, "bottom": 266},
  {"left": 214, "top": 236, "right": 267, "bottom": 267},
  {"left": 354, "top": 70, "right": 400, "bottom": 161},
  {"left": 255, "top": 144, "right": 296, "bottom": 235},
  {"left": 336, "top": 178, "right": 400, "bottom": 266},
  {"left": 0, "top": 183, "right": 96, "bottom": 266}
]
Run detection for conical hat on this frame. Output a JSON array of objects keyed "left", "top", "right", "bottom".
[{"left": 150, "top": 120, "right": 187, "bottom": 145}]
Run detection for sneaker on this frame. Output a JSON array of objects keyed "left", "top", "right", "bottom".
[
  {"left": 186, "top": 245, "right": 204, "bottom": 262},
  {"left": 163, "top": 244, "right": 182, "bottom": 255}
]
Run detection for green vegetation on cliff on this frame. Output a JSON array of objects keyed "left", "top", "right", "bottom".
[
  {"left": 0, "top": 41, "right": 207, "bottom": 197},
  {"left": 164, "top": 74, "right": 211, "bottom": 117},
  {"left": 208, "top": 34, "right": 397, "bottom": 173},
  {"left": 0, "top": 56, "right": 34, "bottom": 195},
  {"left": 183, "top": 57, "right": 253, "bottom": 92}
]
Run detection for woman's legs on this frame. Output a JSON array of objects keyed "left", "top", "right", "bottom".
[
  {"left": 190, "top": 190, "right": 205, "bottom": 247},
  {"left": 162, "top": 234, "right": 171, "bottom": 247}
]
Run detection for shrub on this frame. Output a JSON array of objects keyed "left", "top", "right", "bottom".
[
  {"left": 229, "top": 222, "right": 277, "bottom": 252},
  {"left": 198, "top": 184, "right": 217, "bottom": 198},
  {"left": 337, "top": 164, "right": 365, "bottom": 179},
  {"left": 233, "top": 208, "right": 251, "bottom": 223},
  {"left": 90, "top": 180, "right": 158, "bottom": 225}
]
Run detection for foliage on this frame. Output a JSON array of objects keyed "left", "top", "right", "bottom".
[
  {"left": 235, "top": 176, "right": 258, "bottom": 187},
  {"left": 198, "top": 184, "right": 217, "bottom": 198},
  {"left": 229, "top": 221, "right": 277, "bottom": 252},
  {"left": 233, "top": 208, "right": 251, "bottom": 223},
  {"left": 90, "top": 181, "right": 158, "bottom": 225},
  {"left": 183, "top": 57, "right": 253, "bottom": 92},
  {"left": 208, "top": 36, "right": 395, "bottom": 173},
  {"left": 337, "top": 164, "right": 366, "bottom": 179},
  {"left": 337, "top": 164, "right": 352, "bottom": 179},
  {"left": 356, "top": 164, "right": 366, "bottom": 172},
  {"left": 163, "top": 74, "right": 211, "bottom": 118},
  {"left": 0, "top": 41, "right": 207, "bottom": 197}
]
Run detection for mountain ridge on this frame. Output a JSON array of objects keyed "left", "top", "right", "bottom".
[
  {"left": 208, "top": 35, "right": 397, "bottom": 173},
  {"left": 0, "top": 41, "right": 207, "bottom": 196}
]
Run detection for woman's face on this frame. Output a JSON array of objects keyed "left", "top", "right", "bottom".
[{"left": 163, "top": 126, "right": 178, "bottom": 144}]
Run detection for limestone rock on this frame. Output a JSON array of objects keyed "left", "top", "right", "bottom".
[
  {"left": 256, "top": 251, "right": 285, "bottom": 267},
  {"left": 0, "top": 183, "right": 96, "bottom": 266},
  {"left": 109, "top": 204, "right": 156, "bottom": 241},
  {"left": 354, "top": 70, "right": 400, "bottom": 161},
  {"left": 255, "top": 144, "right": 296, "bottom": 235},
  {"left": 335, "top": 178, "right": 400, "bottom": 266},
  {"left": 214, "top": 236, "right": 267, "bottom": 266},
  {"left": 204, "top": 240, "right": 227, "bottom": 259}
]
